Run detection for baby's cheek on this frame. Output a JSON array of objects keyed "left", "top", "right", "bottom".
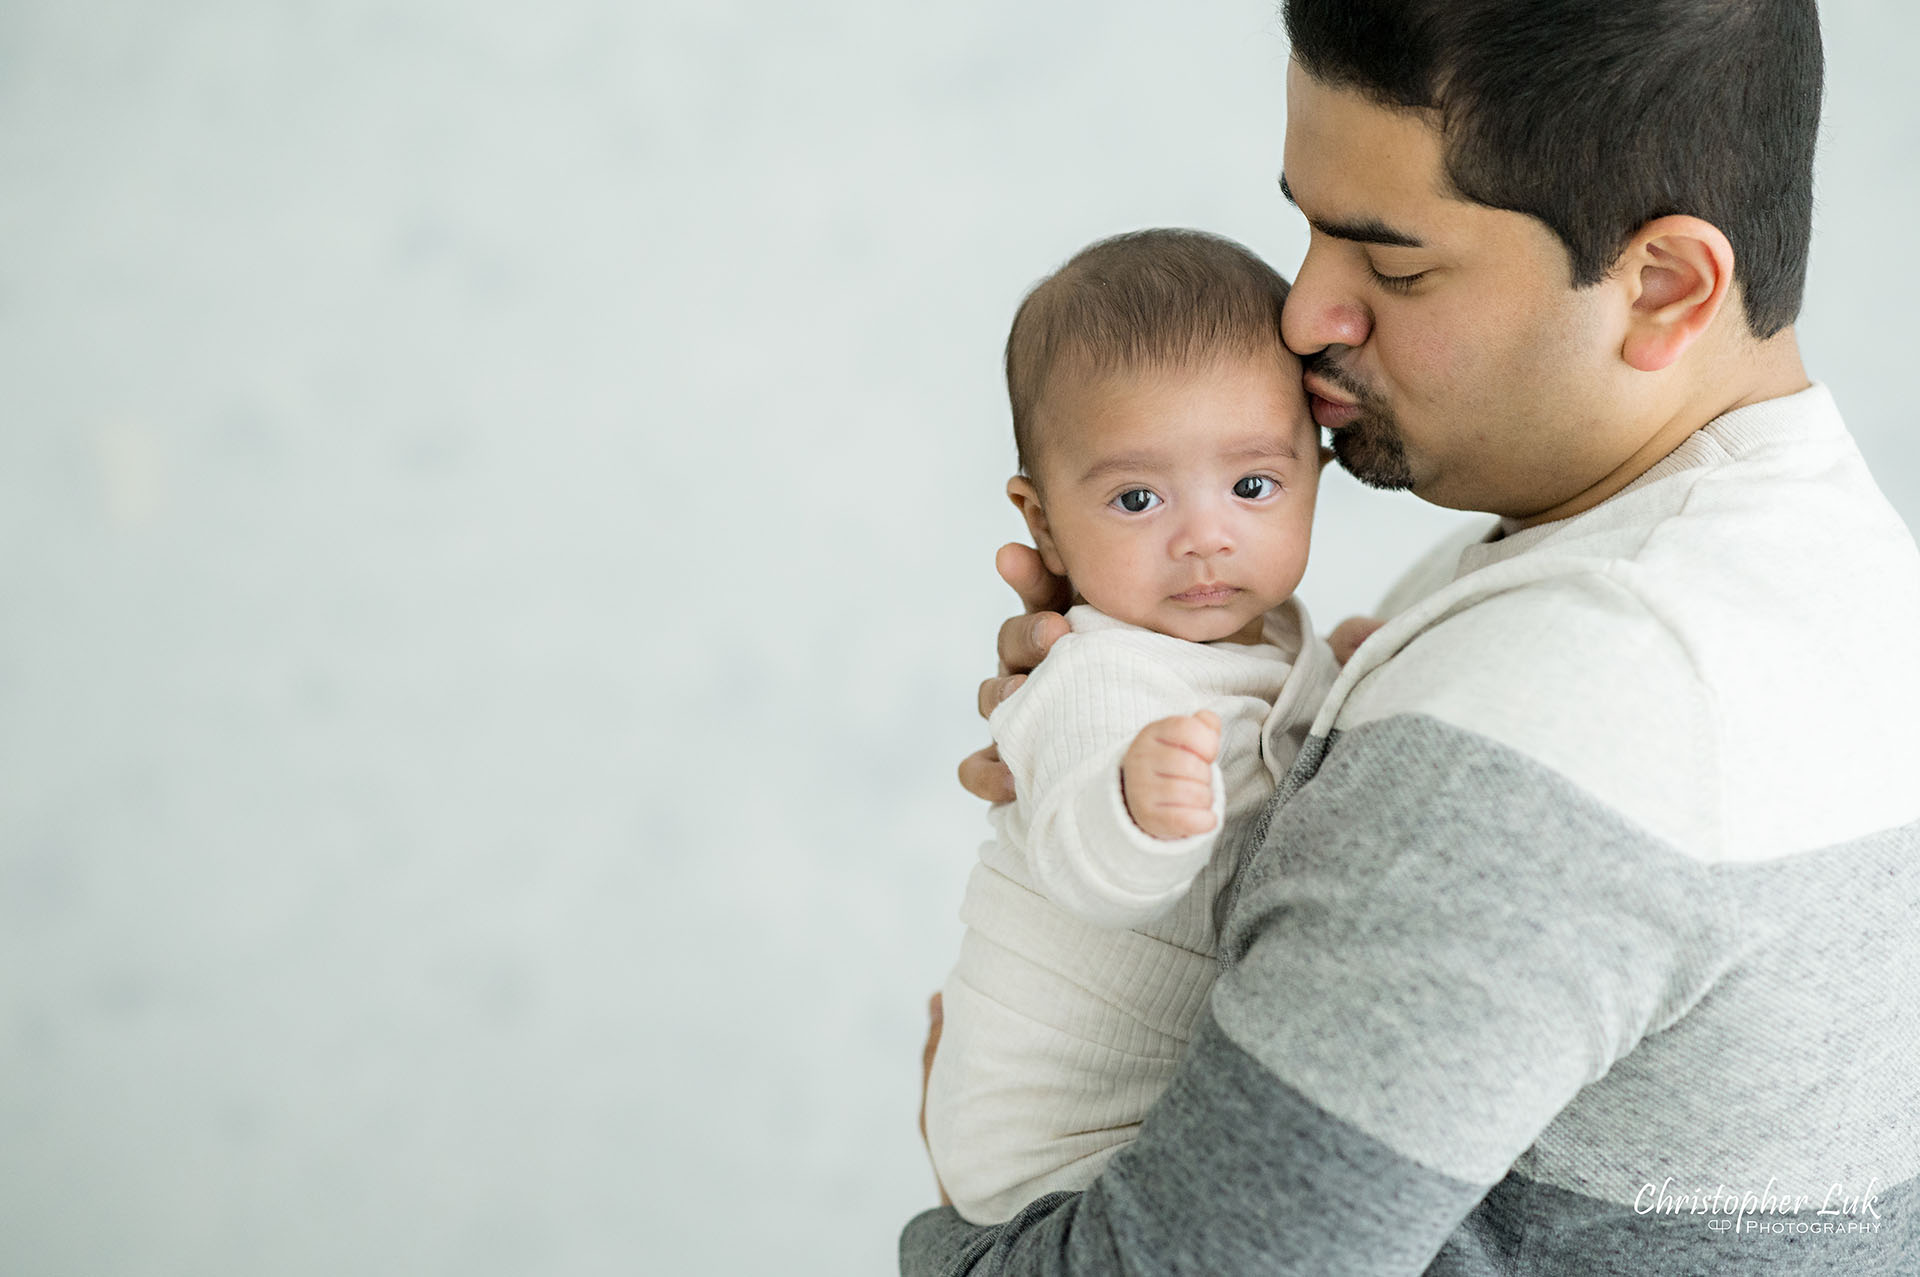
[{"left": 1058, "top": 529, "right": 1131, "bottom": 613}]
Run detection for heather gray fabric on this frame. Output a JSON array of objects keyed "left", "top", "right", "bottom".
[
  {"left": 1215, "top": 715, "right": 1920, "bottom": 1193},
  {"left": 1214, "top": 716, "right": 1732, "bottom": 1185},
  {"left": 1516, "top": 816, "right": 1920, "bottom": 1200}
]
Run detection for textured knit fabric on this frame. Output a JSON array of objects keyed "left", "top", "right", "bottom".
[
  {"left": 925, "top": 595, "right": 1337, "bottom": 1224},
  {"left": 903, "top": 383, "right": 1920, "bottom": 1273}
]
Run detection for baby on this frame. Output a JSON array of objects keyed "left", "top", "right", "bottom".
[{"left": 923, "top": 228, "right": 1338, "bottom": 1223}]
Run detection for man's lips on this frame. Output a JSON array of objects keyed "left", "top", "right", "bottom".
[
  {"left": 1304, "top": 373, "right": 1362, "bottom": 429},
  {"left": 1170, "top": 583, "right": 1242, "bottom": 605}
]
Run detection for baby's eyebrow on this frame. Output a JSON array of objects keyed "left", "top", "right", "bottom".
[
  {"left": 1079, "top": 439, "right": 1300, "bottom": 485},
  {"left": 1222, "top": 440, "right": 1301, "bottom": 465},
  {"left": 1079, "top": 451, "right": 1168, "bottom": 485}
]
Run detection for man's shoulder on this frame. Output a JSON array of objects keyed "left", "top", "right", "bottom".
[
  {"left": 1342, "top": 381, "right": 1918, "bottom": 767},
  {"left": 1329, "top": 434, "right": 1920, "bottom": 861},
  {"left": 1329, "top": 564, "right": 1724, "bottom": 857},
  {"left": 1345, "top": 563, "right": 1702, "bottom": 722}
]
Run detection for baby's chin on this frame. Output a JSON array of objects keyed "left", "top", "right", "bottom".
[{"left": 1100, "top": 595, "right": 1281, "bottom": 644}]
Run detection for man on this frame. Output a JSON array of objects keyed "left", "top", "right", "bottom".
[{"left": 904, "top": 1, "right": 1920, "bottom": 1273}]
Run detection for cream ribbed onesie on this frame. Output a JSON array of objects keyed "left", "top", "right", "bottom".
[{"left": 924, "top": 596, "right": 1336, "bottom": 1224}]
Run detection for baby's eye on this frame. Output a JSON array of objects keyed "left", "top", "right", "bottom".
[
  {"left": 1233, "top": 475, "right": 1277, "bottom": 500},
  {"left": 1112, "top": 489, "right": 1161, "bottom": 514}
]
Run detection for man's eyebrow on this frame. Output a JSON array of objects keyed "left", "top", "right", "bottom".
[{"left": 1277, "top": 173, "right": 1426, "bottom": 249}]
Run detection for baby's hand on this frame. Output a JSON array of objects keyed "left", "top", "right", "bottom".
[
  {"left": 1120, "top": 711, "right": 1223, "bottom": 840},
  {"left": 1328, "top": 615, "right": 1387, "bottom": 666}
]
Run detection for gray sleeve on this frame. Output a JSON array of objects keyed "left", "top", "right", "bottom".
[{"left": 1210, "top": 713, "right": 1733, "bottom": 1188}]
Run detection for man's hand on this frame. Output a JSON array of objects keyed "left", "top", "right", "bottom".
[
  {"left": 1328, "top": 615, "right": 1387, "bottom": 666},
  {"left": 918, "top": 992, "right": 952, "bottom": 1207},
  {"left": 957, "top": 543, "right": 1072, "bottom": 803},
  {"left": 1120, "top": 711, "right": 1222, "bottom": 839}
]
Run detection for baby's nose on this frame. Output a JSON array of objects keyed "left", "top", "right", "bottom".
[{"left": 1172, "top": 511, "right": 1233, "bottom": 559}]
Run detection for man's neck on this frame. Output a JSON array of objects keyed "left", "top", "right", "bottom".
[{"left": 1511, "top": 329, "right": 1810, "bottom": 531}]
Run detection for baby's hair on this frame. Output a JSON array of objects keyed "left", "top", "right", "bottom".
[{"left": 1005, "top": 228, "right": 1293, "bottom": 480}]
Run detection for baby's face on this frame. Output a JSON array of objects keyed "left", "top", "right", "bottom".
[{"left": 1019, "top": 350, "right": 1320, "bottom": 644}]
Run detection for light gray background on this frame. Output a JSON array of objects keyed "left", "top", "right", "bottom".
[{"left": 2, "top": 2, "right": 1913, "bottom": 1274}]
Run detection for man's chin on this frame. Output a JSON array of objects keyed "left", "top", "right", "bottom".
[{"left": 1330, "top": 423, "right": 1416, "bottom": 491}]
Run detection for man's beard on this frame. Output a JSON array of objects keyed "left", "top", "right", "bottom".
[{"left": 1305, "top": 354, "right": 1415, "bottom": 491}]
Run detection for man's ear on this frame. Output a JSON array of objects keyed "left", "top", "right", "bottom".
[
  {"left": 1006, "top": 475, "right": 1069, "bottom": 579},
  {"left": 1617, "top": 215, "right": 1737, "bottom": 373}
]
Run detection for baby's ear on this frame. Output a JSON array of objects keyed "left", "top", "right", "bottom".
[{"left": 1006, "top": 476, "right": 1069, "bottom": 578}]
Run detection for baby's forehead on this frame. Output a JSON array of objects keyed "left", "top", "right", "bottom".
[
  {"left": 1043, "top": 352, "right": 1311, "bottom": 426},
  {"left": 1035, "top": 359, "right": 1315, "bottom": 483},
  {"left": 1047, "top": 344, "right": 1305, "bottom": 398}
]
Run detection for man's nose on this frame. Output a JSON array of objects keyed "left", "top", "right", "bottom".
[{"left": 1282, "top": 241, "right": 1372, "bottom": 356}]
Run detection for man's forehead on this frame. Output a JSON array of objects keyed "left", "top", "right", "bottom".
[{"left": 1281, "top": 60, "right": 1457, "bottom": 224}]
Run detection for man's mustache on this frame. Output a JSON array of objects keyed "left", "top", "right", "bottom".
[{"left": 1302, "top": 353, "right": 1373, "bottom": 403}]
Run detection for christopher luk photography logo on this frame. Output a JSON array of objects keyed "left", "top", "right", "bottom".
[{"left": 1634, "top": 1176, "right": 1884, "bottom": 1237}]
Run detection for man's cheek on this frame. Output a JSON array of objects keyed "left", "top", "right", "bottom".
[{"left": 1391, "top": 313, "right": 1467, "bottom": 401}]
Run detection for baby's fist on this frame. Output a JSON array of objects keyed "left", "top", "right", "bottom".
[{"left": 1121, "top": 711, "right": 1222, "bottom": 840}]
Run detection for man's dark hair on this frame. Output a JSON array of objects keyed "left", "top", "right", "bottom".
[
  {"left": 1283, "top": 0, "right": 1823, "bottom": 337},
  {"left": 1006, "top": 229, "right": 1291, "bottom": 479}
]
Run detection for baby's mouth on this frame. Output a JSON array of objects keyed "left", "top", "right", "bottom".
[{"left": 1170, "top": 583, "right": 1241, "bottom": 605}]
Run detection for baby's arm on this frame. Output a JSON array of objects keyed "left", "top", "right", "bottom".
[
  {"left": 1119, "top": 711, "right": 1223, "bottom": 840},
  {"left": 993, "top": 639, "right": 1235, "bottom": 930}
]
